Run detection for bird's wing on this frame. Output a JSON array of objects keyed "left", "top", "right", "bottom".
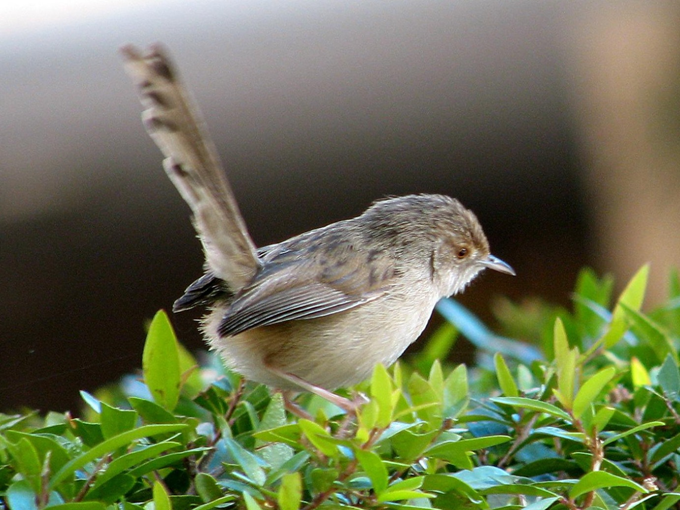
[
  {"left": 217, "top": 238, "right": 399, "bottom": 337},
  {"left": 121, "top": 44, "right": 260, "bottom": 288}
]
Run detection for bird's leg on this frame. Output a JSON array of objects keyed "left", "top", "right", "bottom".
[
  {"left": 277, "top": 390, "right": 313, "bottom": 420},
  {"left": 267, "top": 366, "right": 366, "bottom": 414}
]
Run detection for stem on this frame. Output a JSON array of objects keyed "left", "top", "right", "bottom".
[
  {"left": 498, "top": 412, "right": 538, "bottom": 468},
  {"left": 570, "top": 415, "right": 604, "bottom": 509},
  {"left": 73, "top": 454, "right": 111, "bottom": 502}
]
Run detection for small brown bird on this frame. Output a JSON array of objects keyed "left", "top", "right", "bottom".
[{"left": 122, "top": 44, "right": 514, "bottom": 410}]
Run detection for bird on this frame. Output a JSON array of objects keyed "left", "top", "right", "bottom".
[{"left": 121, "top": 44, "right": 515, "bottom": 411}]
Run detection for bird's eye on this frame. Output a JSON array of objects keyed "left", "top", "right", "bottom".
[{"left": 457, "top": 248, "right": 468, "bottom": 259}]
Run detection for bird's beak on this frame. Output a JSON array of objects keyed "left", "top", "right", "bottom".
[{"left": 480, "top": 254, "right": 515, "bottom": 276}]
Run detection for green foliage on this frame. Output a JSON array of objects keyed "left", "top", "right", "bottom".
[{"left": 3, "top": 267, "right": 680, "bottom": 509}]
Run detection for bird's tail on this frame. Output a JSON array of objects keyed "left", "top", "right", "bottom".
[{"left": 121, "top": 44, "right": 260, "bottom": 289}]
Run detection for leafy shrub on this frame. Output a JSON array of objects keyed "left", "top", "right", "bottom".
[{"left": 2, "top": 265, "right": 680, "bottom": 510}]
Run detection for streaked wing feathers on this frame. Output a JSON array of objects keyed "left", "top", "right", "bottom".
[
  {"left": 217, "top": 282, "right": 375, "bottom": 337},
  {"left": 217, "top": 234, "right": 397, "bottom": 337}
]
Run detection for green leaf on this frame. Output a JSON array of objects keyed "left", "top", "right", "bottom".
[
  {"left": 443, "top": 364, "right": 469, "bottom": 417},
  {"left": 620, "top": 304, "right": 677, "bottom": 364},
  {"left": 47, "top": 504, "right": 106, "bottom": 510},
  {"left": 3, "top": 438, "right": 41, "bottom": 490},
  {"left": 224, "top": 437, "right": 266, "bottom": 486},
  {"left": 100, "top": 402, "right": 138, "bottom": 439},
  {"left": 651, "top": 493, "right": 680, "bottom": 510},
  {"left": 569, "top": 471, "right": 647, "bottom": 499},
  {"left": 253, "top": 424, "right": 302, "bottom": 450},
  {"left": 422, "top": 473, "right": 482, "bottom": 503},
  {"left": 83, "top": 474, "right": 135, "bottom": 503},
  {"left": 256, "top": 393, "right": 293, "bottom": 470},
  {"left": 494, "top": 353, "right": 518, "bottom": 397},
  {"left": 574, "top": 268, "right": 613, "bottom": 337},
  {"left": 177, "top": 342, "right": 203, "bottom": 398},
  {"left": 371, "top": 363, "right": 393, "bottom": 428},
  {"left": 128, "top": 397, "right": 178, "bottom": 424},
  {"left": 387, "top": 476, "right": 426, "bottom": 493},
  {"left": 553, "top": 318, "right": 576, "bottom": 409},
  {"left": 49, "top": 423, "right": 188, "bottom": 488},
  {"left": 532, "top": 426, "right": 586, "bottom": 443},
  {"left": 298, "top": 420, "right": 339, "bottom": 457},
  {"left": 649, "top": 432, "right": 680, "bottom": 464},
  {"left": 153, "top": 480, "right": 172, "bottom": 510},
  {"left": 243, "top": 492, "right": 263, "bottom": 510},
  {"left": 143, "top": 310, "right": 181, "bottom": 411},
  {"left": 79, "top": 391, "right": 102, "bottom": 413},
  {"left": 4, "top": 431, "right": 71, "bottom": 482},
  {"left": 355, "top": 449, "right": 389, "bottom": 494},
  {"left": 390, "top": 429, "right": 439, "bottom": 461},
  {"left": 572, "top": 367, "right": 616, "bottom": 419},
  {"left": 491, "top": 397, "right": 571, "bottom": 421},
  {"left": 427, "top": 436, "right": 511, "bottom": 460},
  {"left": 69, "top": 420, "right": 104, "bottom": 447},
  {"left": 619, "top": 265, "right": 649, "bottom": 310},
  {"left": 195, "top": 473, "right": 225, "bottom": 503},
  {"left": 513, "top": 458, "right": 579, "bottom": 477},
  {"left": 427, "top": 436, "right": 510, "bottom": 470},
  {"left": 92, "top": 441, "right": 181, "bottom": 488},
  {"left": 602, "top": 421, "right": 664, "bottom": 446},
  {"left": 631, "top": 357, "right": 652, "bottom": 388},
  {"left": 377, "top": 489, "right": 434, "bottom": 502},
  {"left": 591, "top": 406, "right": 615, "bottom": 433},
  {"left": 309, "top": 467, "right": 339, "bottom": 493},
  {"left": 132, "top": 449, "right": 212, "bottom": 480},
  {"left": 523, "top": 497, "right": 560, "bottom": 510},
  {"left": 429, "top": 360, "right": 445, "bottom": 400},
  {"left": 193, "top": 496, "right": 237, "bottom": 510},
  {"left": 602, "top": 265, "right": 649, "bottom": 348},
  {"left": 657, "top": 354, "right": 680, "bottom": 400},
  {"left": 265, "top": 452, "right": 310, "bottom": 488},
  {"left": 408, "top": 373, "right": 442, "bottom": 427},
  {"left": 278, "top": 472, "right": 302, "bottom": 510}
]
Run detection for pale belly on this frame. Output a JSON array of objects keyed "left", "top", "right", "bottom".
[{"left": 202, "top": 291, "right": 439, "bottom": 390}]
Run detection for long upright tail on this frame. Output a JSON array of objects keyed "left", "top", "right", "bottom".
[{"left": 121, "top": 44, "right": 260, "bottom": 289}]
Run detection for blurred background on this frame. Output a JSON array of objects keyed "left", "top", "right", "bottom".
[{"left": 2, "top": 0, "right": 679, "bottom": 412}]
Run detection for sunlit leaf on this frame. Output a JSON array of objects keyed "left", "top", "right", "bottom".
[
  {"left": 355, "top": 449, "right": 388, "bottom": 494},
  {"left": 143, "top": 310, "right": 181, "bottom": 411},
  {"left": 591, "top": 406, "right": 615, "bottom": 433},
  {"left": 631, "top": 357, "right": 652, "bottom": 388},
  {"left": 601, "top": 265, "right": 649, "bottom": 349},
  {"left": 243, "top": 492, "right": 263, "bottom": 510},
  {"left": 572, "top": 367, "right": 616, "bottom": 419},
  {"left": 494, "top": 353, "right": 518, "bottom": 397},
  {"left": 278, "top": 472, "right": 302, "bottom": 510},
  {"left": 298, "top": 420, "right": 339, "bottom": 457},
  {"left": 371, "top": 363, "right": 393, "bottom": 428},
  {"left": 443, "top": 364, "right": 469, "bottom": 417},
  {"left": 152, "top": 480, "right": 171, "bottom": 510}
]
